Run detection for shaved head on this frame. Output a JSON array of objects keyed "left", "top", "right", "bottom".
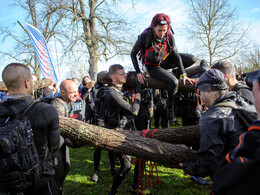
[
  {"left": 59, "top": 79, "right": 78, "bottom": 103},
  {"left": 2, "top": 63, "right": 33, "bottom": 94}
]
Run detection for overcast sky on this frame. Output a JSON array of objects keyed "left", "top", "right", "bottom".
[{"left": 0, "top": 0, "right": 259, "bottom": 81}]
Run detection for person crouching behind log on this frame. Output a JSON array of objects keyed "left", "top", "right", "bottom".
[
  {"left": 104, "top": 64, "right": 144, "bottom": 195},
  {"left": 179, "top": 69, "right": 245, "bottom": 180},
  {"left": 131, "top": 13, "right": 196, "bottom": 123},
  {"left": 50, "top": 79, "right": 79, "bottom": 194}
]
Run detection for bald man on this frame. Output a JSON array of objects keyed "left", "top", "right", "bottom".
[
  {"left": 50, "top": 79, "right": 79, "bottom": 194},
  {"left": 0, "top": 63, "right": 60, "bottom": 194},
  {"left": 51, "top": 79, "right": 79, "bottom": 116}
]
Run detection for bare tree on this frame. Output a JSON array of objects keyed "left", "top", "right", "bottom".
[
  {"left": 62, "top": 0, "right": 134, "bottom": 80},
  {"left": 0, "top": 0, "right": 66, "bottom": 79},
  {"left": 234, "top": 44, "right": 260, "bottom": 72},
  {"left": 185, "top": 0, "right": 250, "bottom": 65}
]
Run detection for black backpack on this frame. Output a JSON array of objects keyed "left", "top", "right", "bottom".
[
  {"left": 0, "top": 101, "right": 41, "bottom": 192},
  {"left": 94, "top": 85, "right": 108, "bottom": 127},
  {"left": 94, "top": 85, "right": 121, "bottom": 128},
  {"left": 214, "top": 98, "right": 257, "bottom": 129}
]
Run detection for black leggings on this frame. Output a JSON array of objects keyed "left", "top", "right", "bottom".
[
  {"left": 93, "top": 149, "right": 115, "bottom": 172},
  {"left": 146, "top": 53, "right": 196, "bottom": 108},
  {"left": 110, "top": 154, "right": 131, "bottom": 194}
]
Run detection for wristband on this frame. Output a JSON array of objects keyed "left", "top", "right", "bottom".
[{"left": 179, "top": 73, "right": 187, "bottom": 79}]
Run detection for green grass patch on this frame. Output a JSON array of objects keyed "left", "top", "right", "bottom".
[{"left": 64, "top": 118, "right": 211, "bottom": 194}]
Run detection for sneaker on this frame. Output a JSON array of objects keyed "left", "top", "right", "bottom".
[
  {"left": 91, "top": 171, "right": 99, "bottom": 182},
  {"left": 129, "top": 184, "right": 151, "bottom": 195},
  {"left": 190, "top": 176, "right": 210, "bottom": 185}
]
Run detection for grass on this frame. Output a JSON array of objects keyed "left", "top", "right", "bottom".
[{"left": 63, "top": 119, "right": 212, "bottom": 195}]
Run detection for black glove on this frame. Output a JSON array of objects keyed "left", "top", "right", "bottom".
[{"left": 134, "top": 77, "right": 142, "bottom": 94}]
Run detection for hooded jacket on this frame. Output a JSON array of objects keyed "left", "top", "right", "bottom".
[
  {"left": 0, "top": 94, "right": 60, "bottom": 181},
  {"left": 184, "top": 91, "right": 245, "bottom": 178}
]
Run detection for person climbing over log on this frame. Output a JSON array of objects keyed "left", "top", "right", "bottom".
[{"left": 131, "top": 13, "right": 197, "bottom": 123}]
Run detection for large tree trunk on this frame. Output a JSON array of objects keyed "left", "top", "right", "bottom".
[
  {"left": 59, "top": 116, "right": 196, "bottom": 168},
  {"left": 97, "top": 71, "right": 198, "bottom": 93}
]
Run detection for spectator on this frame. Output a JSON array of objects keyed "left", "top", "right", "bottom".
[
  {"left": 180, "top": 69, "right": 246, "bottom": 179},
  {"left": 213, "top": 76, "right": 260, "bottom": 194},
  {"left": 212, "top": 60, "right": 254, "bottom": 104},
  {"left": 81, "top": 76, "right": 95, "bottom": 124},
  {"left": 0, "top": 63, "right": 60, "bottom": 194},
  {"left": 50, "top": 79, "right": 79, "bottom": 194}
]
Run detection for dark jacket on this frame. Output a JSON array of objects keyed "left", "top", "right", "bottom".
[
  {"left": 81, "top": 86, "right": 95, "bottom": 123},
  {"left": 232, "top": 82, "right": 254, "bottom": 105},
  {"left": 131, "top": 28, "right": 185, "bottom": 75},
  {"left": 50, "top": 96, "right": 71, "bottom": 191},
  {"left": 184, "top": 91, "right": 245, "bottom": 178},
  {"left": 0, "top": 94, "right": 60, "bottom": 181},
  {"left": 134, "top": 88, "right": 153, "bottom": 130},
  {"left": 213, "top": 120, "right": 260, "bottom": 195},
  {"left": 104, "top": 85, "right": 141, "bottom": 130},
  {"left": 51, "top": 96, "right": 70, "bottom": 117}
]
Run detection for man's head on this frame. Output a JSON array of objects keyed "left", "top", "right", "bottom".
[
  {"left": 59, "top": 79, "right": 78, "bottom": 104},
  {"left": 212, "top": 61, "right": 237, "bottom": 90},
  {"left": 109, "top": 64, "right": 126, "bottom": 85},
  {"left": 2, "top": 63, "right": 34, "bottom": 95},
  {"left": 72, "top": 77, "right": 78, "bottom": 85},
  {"left": 197, "top": 69, "right": 229, "bottom": 108}
]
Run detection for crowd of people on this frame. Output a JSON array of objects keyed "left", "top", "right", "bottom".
[{"left": 0, "top": 12, "right": 260, "bottom": 195}]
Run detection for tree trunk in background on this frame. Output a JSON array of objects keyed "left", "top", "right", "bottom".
[{"left": 59, "top": 116, "right": 196, "bottom": 168}]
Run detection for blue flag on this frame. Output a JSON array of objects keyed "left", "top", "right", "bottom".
[{"left": 26, "top": 23, "right": 58, "bottom": 83}]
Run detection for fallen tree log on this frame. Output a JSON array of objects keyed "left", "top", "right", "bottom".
[
  {"left": 97, "top": 71, "right": 198, "bottom": 93},
  {"left": 59, "top": 116, "right": 196, "bottom": 168},
  {"left": 127, "top": 125, "right": 200, "bottom": 146}
]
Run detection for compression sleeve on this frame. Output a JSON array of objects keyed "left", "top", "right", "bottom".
[
  {"left": 131, "top": 33, "right": 146, "bottom": 73},
  {"left": 110, "top": 90, "right": 141, "bottom": 116}
]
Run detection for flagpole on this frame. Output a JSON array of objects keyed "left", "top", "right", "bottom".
[{"left": 17, "top": 20, "right": 30, "bottom": 37}]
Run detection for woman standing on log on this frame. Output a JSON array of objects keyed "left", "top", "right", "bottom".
[{"left": 131, "top": 13, "right": 196, "bottom": 122}]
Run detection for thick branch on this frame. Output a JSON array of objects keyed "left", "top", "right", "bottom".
[{"left": 59, "top": 116, "right": 196, "bottom": 168}]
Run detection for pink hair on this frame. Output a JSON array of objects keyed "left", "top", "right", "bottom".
[{"left": 151, "top": 13, "right": 171, "bottom": 40}]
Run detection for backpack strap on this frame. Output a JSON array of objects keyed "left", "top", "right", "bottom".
[
  {"left": 214, "top": 101, "right": 238, "bottom": 109},
  {"left": 23, "top": 101, "right": 39, "bottom": 115}
]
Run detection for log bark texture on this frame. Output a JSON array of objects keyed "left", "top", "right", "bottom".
[
  {"left": 59, "top": 116, "right": 196, "bottom": 168},
  {"left": 128, "top": 125, "right": 200, "bottom": 146},
  {"left": 97, "top": 71, "right": 198, "bottom": 93}
]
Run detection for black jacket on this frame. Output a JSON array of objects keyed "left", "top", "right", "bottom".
[
  {"left": 81, "top": 87, "right": 95, "bottom": 123},
  {"left": 213, "top": 120, "right": 260, "bottom": 195},
  {"left": 0, "top": 94, "right": 60, "bottom": 180},
  {"left": 232, "top": 82, "right": 254, "bottom": 105},
  {"left": 184, "top": 91, "right": 245, "bottom": 178},
  {"left": 104, "top": 85, "right": 140, "bottom": 130}
]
